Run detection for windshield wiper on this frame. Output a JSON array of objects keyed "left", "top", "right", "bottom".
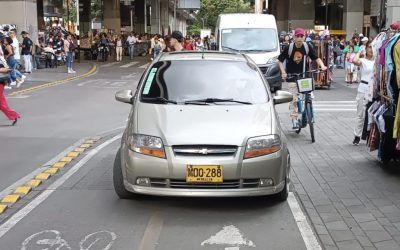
[
  {"left": 221, "top": 46, "right": 241, "bottom": 52},
  {"left": 141, "top": 97, "right": 177, "bottom": 104},
  {"left": 184, "top": 98, "right": 252, "bottom": 105}
]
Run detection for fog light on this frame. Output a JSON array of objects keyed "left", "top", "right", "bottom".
[
  {"left": 259, "top": 178, "right": 274, "bottom": 187},
  {"left": 136, "top": 177, "right": 150, "bottom": 186}
]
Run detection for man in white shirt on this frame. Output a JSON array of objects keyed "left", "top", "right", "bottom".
[{"left": 127, "top": 32, "right": 137, "bottom": 60}]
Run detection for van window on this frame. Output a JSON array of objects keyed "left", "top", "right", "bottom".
[{"left": 221, "top": 28, "right": 278, "bottom": 52}]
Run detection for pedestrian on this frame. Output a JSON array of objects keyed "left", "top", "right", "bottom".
[
  {"left": 9, "top": 29, "right": 21, "bottom": 67},
  {"left": 170, "top": 31, "right": 185, "bottom": 52},
  {"left": 153, "top": 36, "right": 162, "bottom": 59},
  {"left": 3, "top": 37, "right": 25, "bottom": 88},
  {"left": 21, "top": 31, "right": 33, "bottom": 74},
  {"left": 195, "top": 37, "right": 204, "bottom": 51},
  {"left": 0, "top": 66, "right": 20, "bottom": 125},
  {"left": 351, "top": 42, "right": 374, "bottom": 145},
  {"left": 115, "top": 35, "right": 123, "bottom": 62},
  {"left": 345, "top": 46, "right": 356, "bottom": 84},
  {"left": 127, "top": 32, "right": 136, "bottom": 60},
  {"left": 184, "top": 38, "right": 194, "bottom": 51},
  {"left": 63, "top": 34, "right": 76, "bottom": 74}
]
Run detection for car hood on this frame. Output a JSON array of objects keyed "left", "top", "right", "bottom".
[
  {"left": 136, "top": 103, "right": 273, "bottom": 146},
  {"left": 245, "top": 51, "right": 280, "bottom": 65}
]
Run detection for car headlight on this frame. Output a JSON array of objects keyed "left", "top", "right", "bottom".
[
  {"left": 244, "top": 135, "right": 281, "bottom": 159},
  {"left": 126, "top": 134, "right": 166, "bottom": 158},
  {"left": 267, "top": 56, "right": 278, "bottom": 64}
]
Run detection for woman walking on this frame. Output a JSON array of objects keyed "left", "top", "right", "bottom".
[
  {"left": 0, "top": 67, "right": 20, "bottom": 125},
  {"left": 115, "top": 35, "right": 123, "bottom": 62},
  {"left": 3, "top": 37, "right": 25, "bottom": 88},
  {"left": 345, "top": 46, "right": 356, "bottom": 84},
  {"left": 351, "top": 42, "right": 374, "bottom": 145}
]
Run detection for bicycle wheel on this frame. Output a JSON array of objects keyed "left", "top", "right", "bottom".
[{"left": 306, "top": 102, "right": 315, "bottom": 143}]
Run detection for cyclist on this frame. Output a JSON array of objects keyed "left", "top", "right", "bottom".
[{"left": 278, "top": 28, "right": 327, "bottom": 129}]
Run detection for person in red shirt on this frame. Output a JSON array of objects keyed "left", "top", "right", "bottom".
[{"left": 184, "top": 38, "right": 194, "bottom": 51}]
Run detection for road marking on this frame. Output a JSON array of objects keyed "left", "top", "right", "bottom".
[
  {"left": 67, "top": 151, "right": 80, "bottom": 157},
  {"left": 288, "top": 192, "right": 322, "bottom": 250},
  {"left": 0, "top": 134, "right": 122, "bottom": 239},
  {"left": 120, "top": 61, "right": 139, "bottom": 68},
  {"left": 121, "top": 72, "right": 138, "bottom": 79},
  {"left": 77, "top": 79, "right": 99, "bottom": 87},
  {"left": 44, "top": 168, "right": 59, "bottom": 174},
  {"left": 1, "top": 194, "right": 20, "bottom": 203},
  {"left": 314, "top": 108, "right": 356, "bottom": 112},
  {"left": 53, "top": 162, "right": 67, "bottom": 168},
  {"left": 0, "top": 138, "right": 85, "bottom": 200},
  {"left": 7, "top": 95, "right": 30, "bottom": 99},
  {"left": 8, "top": 65, "right": 97, "bottom": 96},
  {"left": 14, "top": 186, "right": 32, "bottom": 195},
  {"left": 21, "top": 230, "right": 71, "bottom": 250},
  {"left": 0, "top": 205, "right": 7, "bottom": 214},
  {"left": 138, "top": 211, "right": 165, "bottom": 250},
  {"left": 201, "top": 225, "right": 255, "bottom": 248},
  {"left": 139, "top": 63, "right": 149, "bottom": 69},
  {"left": 100, "top": 62, "right": 120, "bottom": 68},
  {"left": 79, "top": 231, "right": 117, "bottom": 250},
  {"left": 35, "top": 173, "right": 51, "bottom": 180},
  {"left": 26, "top": 180, "right": 41, "bottom": 187}
]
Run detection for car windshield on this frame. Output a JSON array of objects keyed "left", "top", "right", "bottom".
[
  {"left": 140, "top": 60, "right": 269, "bottom": 104},
  {"left": 221, "top": 28, "right": 278, "bottom": 52}
]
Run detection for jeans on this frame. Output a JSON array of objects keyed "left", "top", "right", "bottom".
[
  {"left": 7, "top": 58, "right": 23, "bottom": 83},
  {"left": 66, "top": 52, "right": 73, "bottom": 69},
  {"left": 23, "top": 55, "right": 32, "bottom": 73},
  {"left": 128, "top": 44, "right": 135, "bottom": 59},
  {"left": 116, "top": 47, "right": 123, "bottom": 61}
]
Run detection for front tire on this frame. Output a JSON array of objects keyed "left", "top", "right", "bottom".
[
  {"left": 306, "top": 102, "right": 315, "bottom": 143},
  {"left": 113, "top": 148, "right": 136, "bottom": 199}
]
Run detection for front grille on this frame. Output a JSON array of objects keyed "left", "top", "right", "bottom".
[
  {"left": 170, "top": 179, "right": 240, "bottom": 189},
  {"left": 149, "top": 178, "right": 261, "bottom": 189},
  {"left": 172, "top": 145, "right": 237, "bottom": 156}
]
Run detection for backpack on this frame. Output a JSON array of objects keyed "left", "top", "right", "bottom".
[{"left": 288, "top": 42, "right": 310, "bottom": 72}]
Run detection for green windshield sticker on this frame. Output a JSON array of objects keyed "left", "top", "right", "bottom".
[{"left": 142, "top": 68, "right": 158, "bottom": 95}]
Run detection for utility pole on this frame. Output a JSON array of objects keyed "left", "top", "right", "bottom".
[{"left": 174, "top": 0, "right": 177, "bottom": 30}]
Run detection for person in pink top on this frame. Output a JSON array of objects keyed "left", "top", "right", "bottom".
[{"left": 345, "top": 46, "right": 356, "bottom": 84}]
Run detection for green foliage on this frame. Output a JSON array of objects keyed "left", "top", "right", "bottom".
[
  {"left": 187, "top": 25, "right": 201, "bottom": 36},
  {"left": 196, "top": 0, "right": 253, "bottom": 31}
]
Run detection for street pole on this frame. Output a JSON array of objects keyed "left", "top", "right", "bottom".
[
  {"left": 144, "top": 0, "right": 147, "bottom": 33},
  {"left": 174, "top": 0, "right": 177, "bottom": 31},
  {"left": 76, "top": 0, "right": 80, "bottom": 63},
  {"left": 130, "top": 7, "right": 133, "bottom": 32},
  {"left": 325, "top": 3, "right": 328, "bottom": 30}
]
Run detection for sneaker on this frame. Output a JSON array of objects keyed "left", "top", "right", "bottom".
[
  {"left": 16, "top": 80, "right": 23, "bottom": 88},
  {"left": 4, "top": 85, "right": 12, "bottom": 89},
  {"left": 10, "top": 81, "right": 17, "bottom": 86},
  {"left": 353, "top": 136, "right": 360, "bottom": 145},
  {"left": 21, "top": 75, "right": 26, "bottom": 81},
  {"left": 67, "top": 69, "right": 73, "bottom": 74},
  {"left": 71, "top": 70, "right": 76, "bottom": 74}
]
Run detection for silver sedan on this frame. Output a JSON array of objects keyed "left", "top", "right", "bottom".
[{"left": 114, "top": 51, "right": 293, "bottom": 200}]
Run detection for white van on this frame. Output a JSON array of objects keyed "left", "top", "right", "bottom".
[{"left": 216, "top": 13, "right": 281, "bottom": 91}]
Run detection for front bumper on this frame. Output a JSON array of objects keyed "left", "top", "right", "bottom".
[
  {"left": 124, "top": 180, "right": 285, "bottom": 197},
  {"left": 120, "top": 144, "right": 288, "bottom": 197}
]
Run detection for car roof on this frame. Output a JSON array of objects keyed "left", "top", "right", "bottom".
[{"left": 158, "top": 51, "right": 249, "bottom": 62}]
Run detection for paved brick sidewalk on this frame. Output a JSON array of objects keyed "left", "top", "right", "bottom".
[{"left": 277, "top": 76, "right": 400, "bottom": 249}]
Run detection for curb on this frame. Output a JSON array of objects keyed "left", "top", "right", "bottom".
[{"left": 8, "top": 64, "right": 97, "bottom": 97}]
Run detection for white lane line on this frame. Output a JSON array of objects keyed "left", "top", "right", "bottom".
[
  {"left": 314, "top": 108, "right": 356, "bottom": 111},
  {"left": 313, "top": 101, "right": 356, "bottom": 103},
  {"left": 120, "top": 62, "right": 139, "bottom": 68},
  {"left": 0, "top": 134, "right": 122, "bottom": 239},
  {"left": 139, "top": 63, "right": 149, "bottom": 69},
  {"left": 0, "top": 138, "right": 85, "bottom": 200},
  {"left": 100, "top": 62, "right": 120, "bottom": 68},
  {"left": 138, "top": 211, "right": 164, "bottom": 250},
  {"left": 313, "top": 105, "right": 355, "bottom": 107},
  {"left": 288, "top": 192, "right": 322, "bottom": 250}
]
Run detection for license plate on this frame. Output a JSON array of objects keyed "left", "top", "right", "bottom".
[{"left": 186, "top": 165, "right": 223, "bottom": 183}]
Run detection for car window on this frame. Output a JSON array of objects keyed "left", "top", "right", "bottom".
[{"left": 140, "top": 60, "right": 269, "bottom": 104}]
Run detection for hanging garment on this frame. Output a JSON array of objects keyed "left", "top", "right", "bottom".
[{"left": 385, "top": 33, "right": 400, "bottom": 72}]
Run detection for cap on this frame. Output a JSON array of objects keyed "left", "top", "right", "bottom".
[
  {"left": 294, "top": 28, "right": 305, "bottom": 37},
  {"left": 362, "top": 37, "right": 368, "bottom": 42},
  {"left": 359, "top": 33, "right": 364, "bottom": 37},
  {"left": 171, "top": 31, "right": 183, "bottom": 42},
  {"left": 21, "top": 31, "right": 28, "bottom": 35},
  {"left": 390, "top": 21, "right": 400, "bottom": 30}
]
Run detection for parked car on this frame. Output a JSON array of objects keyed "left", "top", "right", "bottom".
[{"left": 114, "top": 51, "right": 293, "bottom": 201}]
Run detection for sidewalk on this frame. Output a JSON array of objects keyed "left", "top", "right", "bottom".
[
  {"left": 278, "top": 69, "right": 400, "bottom": 249},
  {"left": 4, "top": 61, "right": 95, "bottom": 96}
]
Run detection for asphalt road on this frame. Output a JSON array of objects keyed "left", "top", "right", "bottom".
[{"left": 0, "top": 58, "right": 309, "bottom": 249}]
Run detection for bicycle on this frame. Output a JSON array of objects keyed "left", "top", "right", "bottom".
[{"left": 285, "top": 70, "right": 323, "bottom": 143}]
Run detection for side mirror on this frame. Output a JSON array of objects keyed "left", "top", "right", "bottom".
[
  {"left": 115, "top": 89, "right": 133, "bottom": 104},
  {"left": 273, "top": 90, "right": 293, "bottom": 105}
]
